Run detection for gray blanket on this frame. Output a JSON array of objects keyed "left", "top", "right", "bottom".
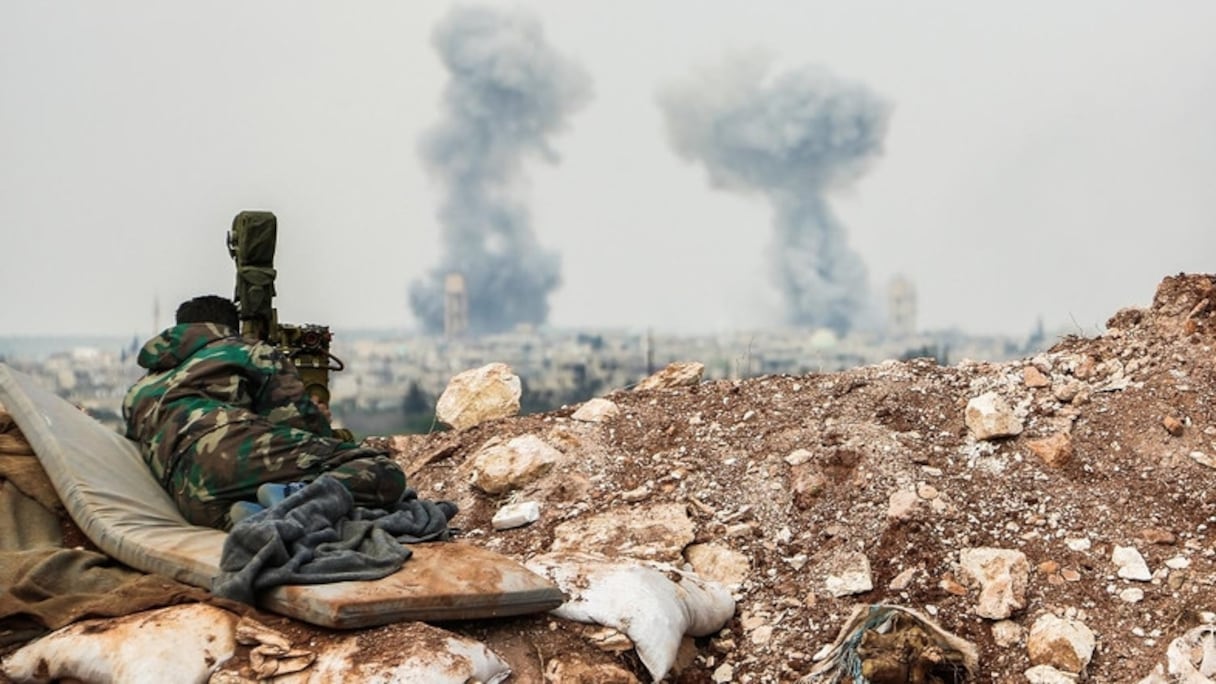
[{"left": 212, "top": 474, "right": 455, "bottom": 604}]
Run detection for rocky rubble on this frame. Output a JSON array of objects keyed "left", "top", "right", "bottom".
[
  {"left": 370, "top": 273, "right": 1216, "bottom": 682},
  {"left": 7, "top": 273, "right": 1216, "bottom": 683}
]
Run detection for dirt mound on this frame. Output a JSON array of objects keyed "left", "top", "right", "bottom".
[{"left": 256, "top": 274, "right": 1216, "bottom": 681}]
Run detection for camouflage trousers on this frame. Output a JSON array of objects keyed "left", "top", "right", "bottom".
[{"left": 167, "top": 420, "right": 406, "bottom": 530}]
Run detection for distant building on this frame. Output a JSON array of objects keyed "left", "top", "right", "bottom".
[
  {"left": 887, "top": 275, "right": 917, "bottom": 338},
  {"left": 443, "top": 272, "right": 468, "bottom": 339}
]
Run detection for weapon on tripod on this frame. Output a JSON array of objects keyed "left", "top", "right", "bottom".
[{"left": 227, "top": 211, "right": 346, "bottom": 413}]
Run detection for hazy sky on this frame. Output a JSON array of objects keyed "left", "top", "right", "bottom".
[{"left": 2, "top": 1, "right": 1214, "bottom": 339}]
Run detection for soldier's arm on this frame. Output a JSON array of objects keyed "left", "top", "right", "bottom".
[{"left": 248, "top": 341, "right": 333, "bottom": 436}]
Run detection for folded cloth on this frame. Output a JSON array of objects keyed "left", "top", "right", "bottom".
[
  {"left": 0, "top": 547, "right": 214, "bottom": 647},
  {"left": 212, "top": 474, "right": 455, "bottom": 604}
]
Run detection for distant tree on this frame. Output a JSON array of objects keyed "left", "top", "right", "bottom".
[{"left": 402, "top": 381, "right": 431, "bottom": 415}]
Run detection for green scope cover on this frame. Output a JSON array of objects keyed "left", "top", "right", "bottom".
[{"left": 229, "top": 211, "right": 278, "bottom": 336}]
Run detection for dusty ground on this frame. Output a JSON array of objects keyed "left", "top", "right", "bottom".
[
  {"left": 10, "top": 273, "right": 1216, "bottom": 683},
  {"left": 374, "top": 272, "right": 1216, "bottom": 682}
]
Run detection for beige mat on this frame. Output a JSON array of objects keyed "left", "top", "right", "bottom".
[{"left": 0, "top": 363, "right": 563, "bottom": 629}]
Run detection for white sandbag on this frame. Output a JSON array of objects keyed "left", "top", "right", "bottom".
[
  {"left": 526, "top": 551, "right": 735, "bottom": 682},
  {"left": 1, "top": 604, "right": 239, "bottom": 684},
  {"left": 291, "top": 621, "right": 511, "bottom": 684},
  {"left": 1137, "top": 624, "right": 1216, "bottom": 683}
]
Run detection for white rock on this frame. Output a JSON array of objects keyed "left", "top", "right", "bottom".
[
  {"left": 435, "top": 362, "right": 521, "bottom": 430},
  {"left": 1024, "top": 664, "right": 1080, "bottom": 683},
  {"left": 959, "top": 547, "right": 1028, "bottom": 619},
  {"left": 886, "top": 490, "right": 920, "bottom": 519},
  {"left": 888, "top": 567, "right": 918, "bottom": 590},
  {"left": 784, "top": 448, "right": 813, "bottom": 466},
  {"left": 552, "top": 503, "right": 695, "bottom": 563},
  {"left": 1165, "top": 556, "right": 1192, "bottom": 570},
  {"left": 750, "top": 625, "right": 773, "bottom": 646},
  {"left": 712, "top": 663, "right": 735, "bottom": 683},
  {"left": 1065, "top": 538, "right": 1092, "bottom": 552},
  {"left": 965, "top": 392, "right": 1024, "bottom": 440},
  {"left": 1190, "top": 451, "right": 1216, "bottom": 469},
  {"left": 571, "top": 397, "right": 620, "bottom": 423},
  {"left": 686, "top": 543, "right": 751, "bottom": 587},
  {"left": 491, "top": 501, "right": 541, "bottom": 530},
  {"left": 824, "top": 551, "right": 873, "bottom": 598},
  {"left": 1113, "top": 545, "right": 1153, "bottom": 582},
  {"left": 1119, "top": 587, "right": 1145, "bottom": 603},
  {"left": 467, "top": 434, "right": 560, "bottom": 495},
  {"left": 993, "top": 620, "right": 1024, "bottom": 647},
  {"left": 1027, "top": 613, "right": 1096, "bottom": 674}
]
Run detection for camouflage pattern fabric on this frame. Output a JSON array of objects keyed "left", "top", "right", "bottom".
[{"left": 123, "top": 322, "right": 405, "bottom": 530}]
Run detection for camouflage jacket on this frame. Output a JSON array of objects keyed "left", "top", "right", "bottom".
[{"left": 122, "top": 322, "right": 333, "bottom": 487}]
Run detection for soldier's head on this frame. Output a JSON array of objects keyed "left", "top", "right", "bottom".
[{"left": 176, "top": 295, "right": 239, "bottom": 330}]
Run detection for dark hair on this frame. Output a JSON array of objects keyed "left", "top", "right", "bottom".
[{"left": 176, "top": 295, "right": 239, "bottom": 330}]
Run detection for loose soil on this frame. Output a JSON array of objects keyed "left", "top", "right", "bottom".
[{"left": 19, "top": 273, "right": 1216, "bottom": 683}]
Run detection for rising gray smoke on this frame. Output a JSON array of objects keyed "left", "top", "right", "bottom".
[
  {"left": 410, "top": 5, "right": 591, "bottom": 335},
  {"left": 658, "top": 58, "right": 890, "bottom": 335}
]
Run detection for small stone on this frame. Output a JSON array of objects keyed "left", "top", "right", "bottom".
[
  {"left": 1024, "top": 664, "right": 1080, "bottom": 683},
  {"left": 725, "top": 523, "right": 754, "bottom": 538},
  {"left": 750, "top": 625, "right": 773, "bottom": 646},
  {"left": 887, "top": 490, "right": 920, "bottom": 519},
  {"left": 1165, "top": 556, "right": 1191, "bottom": 570},
  {"left": 1037, "top": 560, "right": 1060, "bottom": 575},
  {"left": 739, "top": 614, "right": 764, "bottom": 631},
  {"left": 583, "top": 626, "right": 634, "bottom": 654},
  {"left": 1118, "top": 587, "right": 1145, "bottom": 603},
  {"left": 551, "top": 503, "right": 694, "bottom": 563},
  {"left": 1027, "top": 432, "right": 1074, "bottom": 468},
  {"left": 686, "top": 543, "right": 751, "bottom": 587},
  {"left": 1065, "top": 538, "right": 1091, "bottom": 552},
  {"left": 993, "top": 620, "right": 1024, "bottom": 647},
  {"left": 1112, "top": 545, "right": 1152, "bottom": 582},
  {"left": 491, "top": 501, "right": 541, "bottom": 530},
  {"left": 959, "top": 547, "right": 1028, "bottom": 619},
  {"left": 1163, "top": 415, "right": 1184, "bottom": 436},
  {"left": 939, "top": 576, "right": 968, "bottom": 596},
  {"left": 824, "top": 551, "right": 873, "bottom": 597},
  {"left": 784, "top": 448, "right": 813, "bottom": 466},
  {"left": 965, "top": 392, "right": 1024, "bottom": 440},
  {"left": 916, "top": 482, "right": 939, "bottom": 500},
  {"left": 1138, "top": 528, "right": 1176, "bottom": 545},
  {"left": 621, "top": 485, "right": 652, "bottom": 503},
  {"left": 712, "top": 663, "right": 734, "bottom": 683},
  {"left": 467, "top": 434, "right": 560, "bottom": 495},
  {"left": 1189, "top": 451, "right": 1216, "bottom": 469},
  {"left": 1053, "top": 381, "right": 1086, "bottom": 404},
  {"left": 889, "top": 567, "right": 918, "bottom": 590},
  {"left": 635, "top": 362, "right": 704, "bottom": 391},
  {"left": 571, "top": 398, "right": 621, "bottom": 423},
  {"left": 1060, "top": 568, "right": 1081, "bottom": 582},
  {"left": 1023, "top": 366, "right": 1052, "bottom": 388},
  {"left": 1027, "top": 613, "right": 1096, "bottom": 674}
]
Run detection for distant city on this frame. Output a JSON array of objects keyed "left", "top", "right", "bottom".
[{"left": 0, "top": 314, "right": 1056, "bottom": 439}]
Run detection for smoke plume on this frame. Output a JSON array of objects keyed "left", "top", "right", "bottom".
[
  {"left": 410, "top": 5, "right": 591, "bottom": 335},
  {"left": 658, "top": 58, "right": 890, "bottom": 334}
]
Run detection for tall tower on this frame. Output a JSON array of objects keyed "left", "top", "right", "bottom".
[
  {"left": 443, "top": 272, "right": 469, "bottom": 338},
  {"left": 887, "top": 275, "right": 917, "bottom": 338}
]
